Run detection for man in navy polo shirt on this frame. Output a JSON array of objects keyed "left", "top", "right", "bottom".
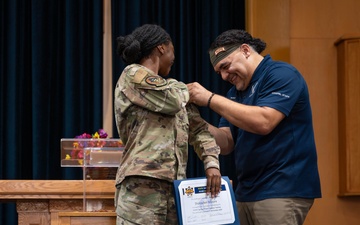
[{"left": 187, "top": 29, "right": 321, "bottom": 225}]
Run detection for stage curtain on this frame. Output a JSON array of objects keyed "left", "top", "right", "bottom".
[{"left": 0, "top": 0, "right": 103, "bottom": 223}]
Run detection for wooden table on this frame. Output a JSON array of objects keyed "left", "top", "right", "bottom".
[{"left": 0, "top": 180, "right": 117, "bottom": 225}]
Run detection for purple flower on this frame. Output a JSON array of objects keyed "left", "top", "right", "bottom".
[
  {"left": 98, "top": 129, "right": 108, "bottom": 138},
  {"left": 75, "top": 133, "right": 91, "bottom": 139}
]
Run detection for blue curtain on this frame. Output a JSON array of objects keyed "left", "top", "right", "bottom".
[
  {"left": 0, "top": 0, "right": 244, "bottom": 224},
  {"left": 0, "top": 0, "right": 103, "bottom": 223}
]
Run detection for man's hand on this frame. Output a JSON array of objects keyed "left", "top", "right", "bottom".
[
  {"left": 205, "top": 167, "right": 222, "bottom": 198},
  {"left": 187, "top": 82, "right": 213, "bottom": 106}
]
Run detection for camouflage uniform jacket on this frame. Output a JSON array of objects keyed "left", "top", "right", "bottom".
[{"left": 114, "top": 64, "right": 220, "bottom": 186}]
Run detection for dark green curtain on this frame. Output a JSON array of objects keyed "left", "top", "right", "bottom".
[
  {"left": 0, "top": 0, "right": 103, "bottom": 224},
  {"left": 111, "top": 0, "right": 245, "bottom": 193},
  {"left": 0, "top": 0, "right": 244, "bottom": 224}
]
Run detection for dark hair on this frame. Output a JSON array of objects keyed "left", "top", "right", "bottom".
[
  {"left": 209, "top": 29, "right": 266, "bottom": 54},
  {"left": 116, "top": 24, "right": 172, "bottom": 65}
]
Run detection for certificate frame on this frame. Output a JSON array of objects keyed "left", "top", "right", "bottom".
[{"left": 173, "top": 176, "right": 240, "bottom": 225}]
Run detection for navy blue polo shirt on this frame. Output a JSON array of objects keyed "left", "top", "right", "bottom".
[{"left": 219, "top": 55, "right": 321, "bottom": 202}]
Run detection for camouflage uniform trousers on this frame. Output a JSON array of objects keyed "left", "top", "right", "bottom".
[{"left": 115, "top": 176, "right": 178, "bottom": 225}]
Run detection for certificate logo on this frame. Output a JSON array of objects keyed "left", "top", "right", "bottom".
[{"left": 184, "top": 186, "right": 194, "bottom": 196}]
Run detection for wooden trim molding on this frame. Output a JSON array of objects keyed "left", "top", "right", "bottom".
[{"left": 0, "top": 180, "right": 116, "bottom": 200}]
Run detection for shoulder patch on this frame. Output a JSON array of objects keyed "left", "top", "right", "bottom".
[
  {"left": 132, "top": 69, "right": 148, "bottom": 84},
  {"left": 145, "top": 76, "right": 167, "bottom": 87}
]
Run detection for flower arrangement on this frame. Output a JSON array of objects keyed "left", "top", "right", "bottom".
[
  {"left": 75, "top": 128, "right": 108, "bottom": 139},
  {"left": 64, "top": 129, "right": 123, "bottom": 165},
  {"left": 61, "top": 129, "right": 124, "bottom": 180}
]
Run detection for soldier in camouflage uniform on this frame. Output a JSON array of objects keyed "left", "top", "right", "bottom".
[{"left": 114, "top": 24, "right": 222, "bottom": 225}]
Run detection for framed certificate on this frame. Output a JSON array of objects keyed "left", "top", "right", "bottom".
[{"left": 174, "top": 176, "right": 240, "bottom": 225}]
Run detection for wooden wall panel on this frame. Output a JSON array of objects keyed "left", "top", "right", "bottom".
[
  {"left": 290, "top": 38, "right": 339, "bottom": 197},
  {"left": 247, "top": 0, "right": 360, "bottom": 224},
  {"left": 291, "top": 0, "right": 360, "bottom": 38},
  {"left": 245, "top": 0, "right": 290, "bottom": 62}
]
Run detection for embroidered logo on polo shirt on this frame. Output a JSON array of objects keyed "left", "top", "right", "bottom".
[{"left": 249, "top": 82, "right": 258, "bottom": 97}]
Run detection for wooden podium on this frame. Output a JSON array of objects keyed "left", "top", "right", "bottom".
[{"left": 0, "top": 180, "right": 116, "bottom": 225}]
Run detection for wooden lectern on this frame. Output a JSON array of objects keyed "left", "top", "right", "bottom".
[{"left": 0, "top": 180, "right": 116, "bottom": 225}]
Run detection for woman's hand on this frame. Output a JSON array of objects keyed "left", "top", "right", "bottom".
[{"left": 205, "top": 167, "right": 222, "bottom": 198}]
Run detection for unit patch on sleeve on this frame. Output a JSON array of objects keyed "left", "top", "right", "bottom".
[{"left": 145, "top": 76, "right": 167, "bottom": 87}]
